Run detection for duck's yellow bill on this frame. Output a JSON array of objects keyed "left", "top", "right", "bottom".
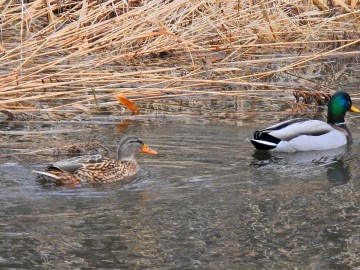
[
  {"left": 350, "top": 105, "right": 360, "bottom": 113},
  {"left": 141, "top": 144, "right": 157, "bottom": 155}
]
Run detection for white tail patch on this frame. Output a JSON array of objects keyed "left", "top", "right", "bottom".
[
  {"left": 32, "top": 170, "right": 60, "bottom": 180},
  {"left": 250, "top": 139, "right": 277, "bottom": 147}
]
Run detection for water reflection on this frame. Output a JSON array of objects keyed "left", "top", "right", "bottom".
[
  {"left": 250, "top": 146, "right": 351, "bottom": 185},
  {"left": 325, "top": 159, "right": 351, "bottom": 186},
  {"left": 0, "top": 117, "right": 360, "bottom": 269}
]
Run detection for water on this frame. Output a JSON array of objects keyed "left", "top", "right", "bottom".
[{"left": 0, "top": 106, "right": 360, "bottom": 269}]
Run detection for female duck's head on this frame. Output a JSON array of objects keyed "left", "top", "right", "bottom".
[
  {"left": 327, "top": 91, "right": 360, "bottom": 124},
  {"left": 117, "top": 135, "right": 157, "bottom": 160}
]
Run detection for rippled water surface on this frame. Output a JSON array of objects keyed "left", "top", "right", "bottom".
[{"left": 1, "top": 103, "right": 360, "bottom": 269}]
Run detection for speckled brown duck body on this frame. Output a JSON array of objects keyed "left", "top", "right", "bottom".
[{"left": 34, "top": 135, "right": 157, "bottom": 185}]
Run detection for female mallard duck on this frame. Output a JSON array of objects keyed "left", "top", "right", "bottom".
[
  {"left": 34, "top": 135, "right": 157, "bottom": 184},
  {"left": 249, "top": 91, "right": 360, "bottom": 152}
]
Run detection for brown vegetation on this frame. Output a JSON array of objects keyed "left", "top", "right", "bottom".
[{"left": 0, "top": 0, "right": 359, "bottom": 112}]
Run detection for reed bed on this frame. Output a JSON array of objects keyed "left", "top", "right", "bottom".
[{"left": 0, "top": 0, "right": 359, "bottom": 112}]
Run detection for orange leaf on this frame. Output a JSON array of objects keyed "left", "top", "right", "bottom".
[{"left": 115, "top": 95, "right": 139, "bottom": 112}]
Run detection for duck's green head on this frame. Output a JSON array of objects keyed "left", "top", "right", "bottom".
[{"left": 327, "top": 91, "right": 360, "bottom": 124}]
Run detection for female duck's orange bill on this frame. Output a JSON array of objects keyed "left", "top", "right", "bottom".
[
  {"left": 350, "top": 105, "right": 360, "bottom": 113},
  {"left": 141, "top": 144, "right": 157, "bottom": 155}
]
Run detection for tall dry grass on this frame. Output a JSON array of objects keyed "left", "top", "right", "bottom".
[{"left": 0, "top": 0, "right": 359, "bottom": 111}]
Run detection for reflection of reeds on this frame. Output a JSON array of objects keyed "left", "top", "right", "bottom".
[{"left": 0, "top": 0, "right": 359, "bottom": 111}]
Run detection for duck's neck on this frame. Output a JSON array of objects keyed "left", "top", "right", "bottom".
[
  {"left": 334, "top": 123, "right": 353, "bottom": 143},
  {"left": 327, "top": 95, "right": 348, "bottom": 125},
  {"left": 331, "top": 119, "right": 352, "bottom": 143},
  {"left": 117, "top": 153, "right": 135, "bottom": 161},
  {"left": 333, "top": 121, "right": 346, "bottom": 126},
  {"left": 117, "top": 147, "right": 135, "bottom": 161},
  {"left": 327, "top": 106, "right": 346, "bottom": 125}
]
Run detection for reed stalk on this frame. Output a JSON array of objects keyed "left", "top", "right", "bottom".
[{"left": 0, "top": 0, "right": 358, "bottom": 111}]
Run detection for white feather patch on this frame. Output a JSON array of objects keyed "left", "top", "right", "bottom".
[
  {"left": 32, "top": 170, "right": 61, "bottom": 180},
  {"left": 250, "top": 139, "right": 277, "bottom": 147},
  {"left": 273, "top": 130, "right": 347, "bottom": 152}
]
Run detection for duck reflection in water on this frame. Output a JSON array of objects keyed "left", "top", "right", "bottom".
[{"left": 251, "top": 146, "right": 351, "bottom": 185}]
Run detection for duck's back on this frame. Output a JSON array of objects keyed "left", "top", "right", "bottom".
[{"left": 259, "top": 119, "right": 335, "bottom": 140}]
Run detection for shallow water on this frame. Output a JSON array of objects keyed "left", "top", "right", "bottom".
[{"left": 1, "top": 102, "right": 360, "bottom": 269}]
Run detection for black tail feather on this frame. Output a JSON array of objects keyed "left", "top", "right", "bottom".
[
  {"left": 250, "top": 131, "right": 281, "bottom": 150},
  {"left": 253, "top": 131, "right": 281, "bottom": 144}
]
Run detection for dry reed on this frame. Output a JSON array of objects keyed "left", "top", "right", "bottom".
[{"left": 0, "top": 0, "right": 359, "bottom": 112}]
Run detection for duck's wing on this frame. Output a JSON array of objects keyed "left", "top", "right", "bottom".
[
  {"left": 48, "top": 154, "right": 108, "bottom": 173},
  {"left": 255, "top": 118, "right": 335, "bottom": 141}
]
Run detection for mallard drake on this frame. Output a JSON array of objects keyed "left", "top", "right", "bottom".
[
  {"left": 249, "top": 91, "right": 360, "bottom": 152},
  {"left": 34, "top": 135, "right": 157, "bottom": 184}
]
